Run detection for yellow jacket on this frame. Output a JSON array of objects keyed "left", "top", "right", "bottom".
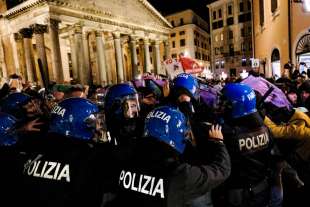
[
  {"left": 264, "top": 110, "right": 310, "bottom": 161},
  {"left": 264, "top": 110, "right": 310, "bottom": 140}
]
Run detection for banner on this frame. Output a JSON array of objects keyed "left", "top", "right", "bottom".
[
  {"left": 179, "top": 57, "right": 203, "bottom": 74},
  {"left": 163, "top": 58, "right": 184, "bottom": 79}
]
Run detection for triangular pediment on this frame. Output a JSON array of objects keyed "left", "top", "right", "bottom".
[{"left": 50, "top": 0, "right": 171, "bottom": 30}]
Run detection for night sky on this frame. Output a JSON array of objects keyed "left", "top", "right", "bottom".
[{"left": 148, "top": 0, "right": 216, "bottom": 21}]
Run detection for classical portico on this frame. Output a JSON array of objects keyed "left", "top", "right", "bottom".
[{"left": 0, "top": 0, "right": 171, "bottom": 85}]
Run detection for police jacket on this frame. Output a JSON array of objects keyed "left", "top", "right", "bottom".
[
  {"left": 18, "top": 133, "right": 117, "bottom": 207},
  {"left": 222, "top": 112, "right": 274, "bottom": 188},
  {"left": 0, "top": 145, "right": 27, "bottom": 207},
  {"left": 112, "top": 137, "right": 231, "bottom": 207}
]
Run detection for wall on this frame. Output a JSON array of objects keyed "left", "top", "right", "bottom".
[
  {"left": 253, "top": 0, "right": 289, "bottom": 77},
  {"left": 291, "top": 2, "right": 310, "bottom": 66}
]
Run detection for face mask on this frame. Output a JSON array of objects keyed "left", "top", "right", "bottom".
[
  {"left": 178, "top": 101, "right": 195, "bottom": 117},
  {"left": 140, "top": 103, "right": 156, "bottom": 116}
]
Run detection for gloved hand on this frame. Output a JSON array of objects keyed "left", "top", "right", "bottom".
[{"left": 208, "top": 124, "right": 223, "bottom": 142}]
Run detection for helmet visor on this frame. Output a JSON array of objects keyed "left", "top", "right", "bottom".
[
  {"left": 122, "top": 94, "right": 140, "bottom": 118},
  {"left": 84, "top": 113, "right": 110, "bottom": 143}
]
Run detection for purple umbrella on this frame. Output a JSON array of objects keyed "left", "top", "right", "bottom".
[
  {"left": 199, "top": 84, "right": 219, "bottom": 109},
  {"left": 241, "top": 75, "right": 292, "bottom": 109}
]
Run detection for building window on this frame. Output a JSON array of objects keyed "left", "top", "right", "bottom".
[
  {"left": 248, "top": 26, "right": 252, "bottom": 34},
  {"left": 172, "top": 41, "right": 175, "bottom": 48},
  {"left": 271, "top": 0, "right": 278, "bottom": 13},
  {"left": 149, "top": 46, "right": 152, "bottom": 52},
  {"left": 247, "top": 1, "right": 251, "bottom": 11},
  {"left": 220, "top": 33, "right": 224, "bottom": 41},
  {"left": 229, "top": 30, "right": 233, "bottom": 39},
  {"left": 229, "top": 44, "right": 234, "bottom": 55},
  {"left": 228, "top": 5, "right": 233, "bottom": 15},
  {"left": 227, "top": 17, "right": 234, "bottom": 25},
  {"left": 180, "top": 18, "right": 184, "bottom": 25},
  {"left": 179, "top": 31, "right": 185, "bottom": 35},
  {"left": 216, "top": 61, "right": 219, "bottom": 69},
  {"left": 220, "top": 46, "right": 224, "bottom": 53},
  {"left": 241, "top": 28, "right": 245, "bottom": 37},
  {"left": 219, "top": 9, "right": 222, "bottom": 18},
  {"left": 218, "top": 20, "right": 224, "bottom": 28},
  {"left": 213, "top": 11, "right": 217, "bottom": 20},
  {"left": 212, "top": 22, "right": 218, "bottom": 29},
  {"left": 194, "top": 39, "right": 197, "bottom": 46},
  {"left": 259, "top": 0, "right": 264, "bottom": 26},
  {"left": 180, "top": 39, "right": 186, "bottom": 47},
  {"left": 242, "top": 58, "right": 247, "bottom": 66},
  {"left": 249, "top": 42, "right": 252, "bottom": 50},
  {"left": 171, "top": 21, "right": 175, "bottom": 27},
  {"left": 240, "top": 2, "right": 244, "bottom": 12},
  {"left": 241, "top": 43, "right": 246, "bottom": 51},
  {"left": 221, "top": 61, "right": 225, "bottom": 68},
  {"left": 195, "top": 52, "right": 198, "bottom": 59},
  {"left": 136, "top": 48, "right": 139, "bottom": 54},
  {"left": 172, "top": 53, "right": 177, "bottom": 58},
  {"left": 215, "top": 35, "right": 218, "bottom": 42},
  {"left": 170, "top": 33, "right": 176, "bottom": 37}
]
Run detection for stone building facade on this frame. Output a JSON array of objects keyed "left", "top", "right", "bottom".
[
  {"left": 208, "top": 0, "right": 253, "bottom": 78},
  {"left": 253, "top": 0, "right": 310, "bottom": 78},
  {"left": 165, "top": 9, "right": 211, "bottom": 70},
  {"left": 0, "top": 0, "right": 171, "bottom": 85}
]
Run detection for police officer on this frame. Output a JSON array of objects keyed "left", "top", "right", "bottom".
[
  {"left": 112, "top": 106, "right": 231, "bottom": 207},
  {"left": 104, "top": 83, "right": 143, "bottom": 146},
  {"left": 170, "top": 73, "right": 219, "bottom": 207},
  {"left": 219, "top": 83, "right": 275, "bottom": 207},
  {"left": 0, "top": 92, "right": 48, "bottom": 151},
  {"left": 0, "top": 112, "right": 26, "bottom": 207},
  {"left": 18, "top": 98, "right": 116, "bottom": 207}
]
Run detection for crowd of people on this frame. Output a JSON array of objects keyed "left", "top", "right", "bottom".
[{"left": 0, "top": 68, "right": 310, "bottom": 207}]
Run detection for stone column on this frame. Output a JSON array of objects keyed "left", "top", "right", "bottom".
[
  {"left": 113, "top": 32, "right": 124, "bottom": 83},
  {"left": 143, "top": 38, "right": 151, "bottom": 73},
  {"left": 13, "top": 33, "right": 24, "bottom": 76},
  {"left": 69, "top": 31, "right": 78, "bottom": 81},
  {"left": 0, "top": 36, "right": 7, "bottom": 78},
  {"left": 130, "top": 36, "right": 138, "bottom": 79},
  {"left": 153, "top": 40, "right": 161, "bottom": 75},
  {"left": 19, "top": 28, "right": 36, "bottom": 82},
  {"left": 83, "top": 31, "right": 91, "bottom": 85},
  {"left": 121, "top": 39, "right": 127, "bottom": 81},
  {"left": 96, "top": 31, "right": 107, "bottom": 86},
  {"left": 74, "top": 24, "right": 86, "bottom": 84},
  {"left": 49, "top": 19, "right": 63, "bottom": 83},
  {"left": 31, "top": 24, "right": 49, "bottom": 87},
  {"left": 164, "top": 40, "right": 170, "bottom": 60}
]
